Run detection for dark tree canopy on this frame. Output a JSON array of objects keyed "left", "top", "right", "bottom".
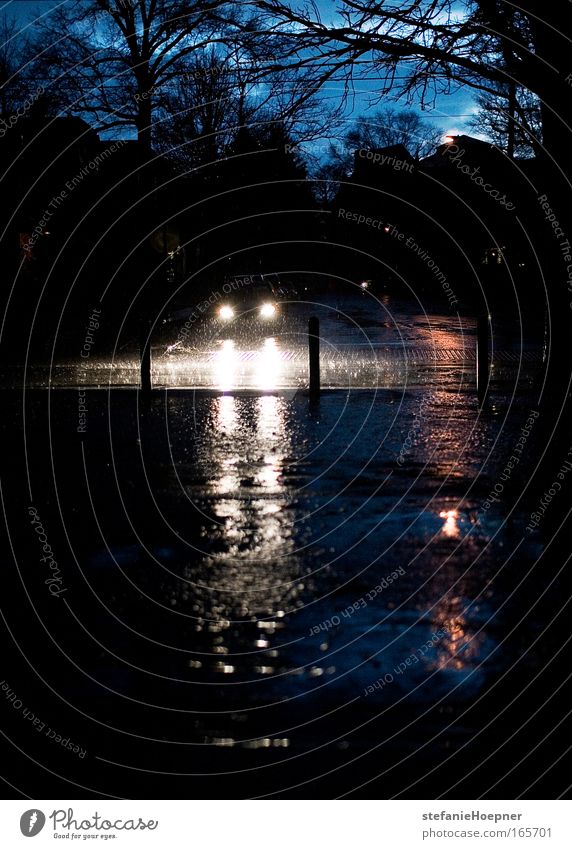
[
  {"left": 468, "top": 84, "right": 542, "bottom": 159},
  {"left": 27, "top": 0, "right": 253, "bottom": 148},
  {"left": 252, "top": 0, "right": 571, "bottom": 164},
  {"left": 307, "top": 107, "right": 442, "bottom": 204},
  {"left": 16, "top": 0, "right": 335, "bottom": 165},
  {"left": 344, "top": 108, "right": 443, "bottom": 160}
]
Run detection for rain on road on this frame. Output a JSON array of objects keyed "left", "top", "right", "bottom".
[{"left": 2, "top": 293, "right": 554, "bottom": 798}]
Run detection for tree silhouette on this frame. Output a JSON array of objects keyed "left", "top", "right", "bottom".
[
  {"left": 28, "top": 0, "right": 250, "bottom": 149},
  {"left": 1, "top": 13, "right": 31, "bottom": 117},
  {"left": 307, "top": 108, "right": 441, "bottom": 204},
  {"left": 468, "top": 84, "right": 542, "bottom": 158},
  {"left": 154, "top": 44, "right": 332, "bottom": 171},
  {"left": 345, "top": 108, "right": 442, "bottom": 159},
  {"left": 252, "top": 0, "right": 570, "bottom": 164}
]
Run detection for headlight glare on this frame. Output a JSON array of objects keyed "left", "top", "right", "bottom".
[{"left": 219, "top": 305, "right": 235, "bottom": 320}]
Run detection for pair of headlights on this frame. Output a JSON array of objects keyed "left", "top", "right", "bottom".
[{"left": 219, "top": 303, "right": 276, "bottom": 320}]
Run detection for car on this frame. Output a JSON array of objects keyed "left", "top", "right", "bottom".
[{"left": 215, "top": 277, "right": 281, "bottom": 323}]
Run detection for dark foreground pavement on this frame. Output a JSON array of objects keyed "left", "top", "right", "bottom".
[{"left": 1, "top": 377, "right": 570, "bottom": 799}]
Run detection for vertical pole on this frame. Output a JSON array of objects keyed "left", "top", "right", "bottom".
[
  {"left": 140, "top": 318, "right": 152, "bottom": 394},
  {"left": 309, "top": 316, "right": 320, "bottom": 400},
  {"left": 477, "top": 313, "right": 490, "bottom": 405}
]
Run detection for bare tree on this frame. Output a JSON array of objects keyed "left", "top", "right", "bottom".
[
  {"left": 306, "top": 107, "right": 441, "bottom": 204},
  {"left": 25, "top": 0, "right": 336, "bottom": 160},
  {"left": 252, "top": 1, "right": 502, "bottom": 101},
  {"left": 155, "top": 40, "right": 338, "bottom": 170},
  {"left": 251, "top": 0, "right": 570, "bottom": 163},
  {"left": 469, "top": 84, "right": 542, "bottom": 158},
  {"left": 156, "top": 49, "right": 242, "bottom": 167},
  {"left": 0, "top": 13, "right": 30, "bottom": 116},
  {"left": 345, "top": 107, "right": 442, "bottom": 159},
  {"left": 310, "top": 150, "right": 348, "bottom": 205},
  {"left": 28, "top": 0, "right": 250, "bottom": 149}
]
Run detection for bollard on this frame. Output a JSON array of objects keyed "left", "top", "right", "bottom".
[
  {"left": 476, "top": 313, "right": 490, "bottom": 405},
  {"left": 308, "top": 316, "right": 320, "bottom": 400},
  {"left": 140, "top": 318, "right": 152, "bottom": 394}
]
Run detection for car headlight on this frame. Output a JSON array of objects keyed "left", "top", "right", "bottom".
[
  {"left": 260, "top": 303, "right": 276, "bottom": 318},
  {"left": 219, "top": 305, "right": 235, "bottom": 320}
]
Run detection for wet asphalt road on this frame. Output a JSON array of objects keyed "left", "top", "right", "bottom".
[
  {"left": 3, "top": 294, "right": 542, "bottom": 390},
  {"left": 1, "top": 295, "right": 565, "bottom": 799}
]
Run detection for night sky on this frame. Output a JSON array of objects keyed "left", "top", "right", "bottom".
[{"left": 5, "top": 0, "right": 479, "bottom": 142}]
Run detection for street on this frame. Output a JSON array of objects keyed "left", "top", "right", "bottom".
[{"left": 2, "top": 293, "right": 560, "bottom": 799}]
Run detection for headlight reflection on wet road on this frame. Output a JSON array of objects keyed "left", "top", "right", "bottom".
[
  {"left": 212, "top": 336, "right": 284, "bottom": 392},
  {"left": 213, "top": 339, "right": 238, "bottom": 392}
]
